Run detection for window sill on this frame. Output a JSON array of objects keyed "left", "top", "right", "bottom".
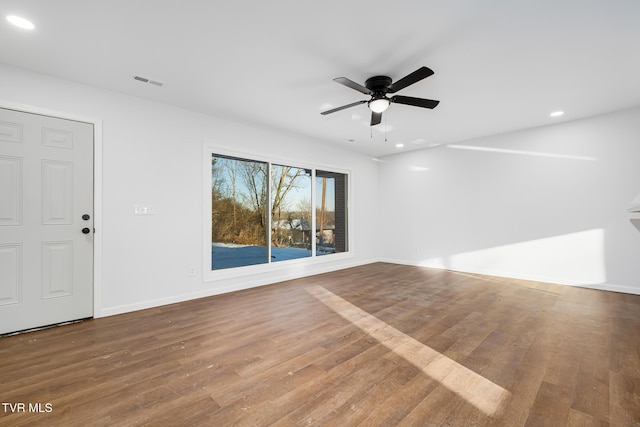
[{"left": 203, "top": 251, "right": 353, "bottom": 283}]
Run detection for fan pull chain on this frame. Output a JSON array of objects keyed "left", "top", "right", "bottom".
[{"left": 385, "top": 114, "right": 388, "bottom": 142}]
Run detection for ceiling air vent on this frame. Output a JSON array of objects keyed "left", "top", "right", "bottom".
[{"left": 133, "top": 75, "right": 163, "bottom": 87}]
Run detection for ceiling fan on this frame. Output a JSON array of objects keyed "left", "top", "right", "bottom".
[{"left": 321, "top": 66, "right": 440, "bottom": 126}]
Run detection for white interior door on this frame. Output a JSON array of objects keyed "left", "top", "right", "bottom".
[{"left": 0, "top": 107, "right": 94, "bottom": 335}]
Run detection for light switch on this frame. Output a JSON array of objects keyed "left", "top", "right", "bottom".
[{"left": 134, "top": 204, "right": 156, "bottom": 215}]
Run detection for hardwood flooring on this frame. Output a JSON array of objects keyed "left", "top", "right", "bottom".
[{"left": 1, "top": 262, "right": 640, "bottom": 426}]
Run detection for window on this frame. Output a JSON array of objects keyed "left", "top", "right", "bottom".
[
  {"left": 316, "top": 170, "right": 348, "bottom": 255},
  {"left": 210, "top": 153, "right": 348, "bottom": 271},
  {"left": 270, "top": 165, "right": 312, "bottom": 262},
  {"left": 211, "top": 155, "right": 268, "bottom": 269}
]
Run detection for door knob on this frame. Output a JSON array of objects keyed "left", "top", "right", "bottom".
[
  {"left": 82, "top": 214, "right": 90, "bottom": 220},
  {"left": 82, "top": 228, "right": 91, "bottom": 234}
]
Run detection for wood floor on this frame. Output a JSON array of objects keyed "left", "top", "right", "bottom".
[{"left": 1, "top": 262, "right": 640, "bottom": 426}]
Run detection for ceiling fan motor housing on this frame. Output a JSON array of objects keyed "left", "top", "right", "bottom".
[{"left": 365, "top": 76, "right": 392, "bottom": 95}]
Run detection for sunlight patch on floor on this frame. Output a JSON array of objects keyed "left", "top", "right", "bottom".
[{"left": 307, "top": 285, "right": 510, "bottom": 417}]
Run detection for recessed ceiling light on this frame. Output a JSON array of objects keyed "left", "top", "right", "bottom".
[
  {"left": 395, "top": 143, "right": 404, "bottom": 148},
  {"left": 6, "top": 15, "right": 35, "bottom": 30},
  {"left": 550, "top": 111, "right": 564, "bottom": 117}
]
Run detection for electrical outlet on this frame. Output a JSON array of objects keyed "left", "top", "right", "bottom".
[{"left": 188, "top": 266, "right": 196, "bottom": 277}]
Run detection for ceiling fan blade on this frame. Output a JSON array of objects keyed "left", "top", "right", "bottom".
[
  {"left": 387, "top": 66, "right": 434, "bottom": 93},
  {"left": 320, "top": 100, "right": 367, "bottom": 115},
  {"left": 370, "top": 111, "right": 382, "bottom": 126},
  {"left": 333, "top": 77, "right": 372, "bottom": 94},
  {"left": 391, "top": 95, "right": 440, "bottom": 109}
]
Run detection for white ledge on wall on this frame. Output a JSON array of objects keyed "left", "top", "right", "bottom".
[
  {"left": 629, "top": 192, "right": 640, "bottom": 213},
  {"left": 630, "top": 192, "right": 640, "bottom": 232}
]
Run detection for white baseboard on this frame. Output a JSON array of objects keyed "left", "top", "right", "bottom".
[
  {"left": 377, "top": 257, "right": 640, "bottom": 296},
  {"left": 576, "top": 282, "right": 640, "bottom": 295},
  {"left": 98, "top": 257, "right": 640, "bottom": 317},
  {"left": 97, "top": 258, "right": 374, "bottom": 318}
]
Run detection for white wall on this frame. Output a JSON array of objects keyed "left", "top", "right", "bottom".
[
  {"left": 378, "top": 107, "right": 640, "bottom": 294},
  {"left": 0, "top": 64, "right": 380, "bottom": 316}
]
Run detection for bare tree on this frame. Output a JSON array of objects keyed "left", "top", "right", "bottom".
[
  {"left": 222, "top": 159, "right": 239, "bottom": 234},
  {"left": 239, "top": 161, "right": 268, "bottom": 229},
  {"left": 212, "top": 156, "right": 313, "bottom": 247},
  {"left": 270, "top": 166, "right": 309, "bottom": 246}
]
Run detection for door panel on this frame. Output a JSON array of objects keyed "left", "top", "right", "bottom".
[
  {"left": 0, "top": 108, "right": 94, "bottom": 334},
  {"left": 41, "top": 160, "right": 74, "bottom": 224},
  {"left": 0, "top": 156, "right": 22, "bottom": 225},
  {"left": 0, "top": 244, "right": 21, "bottom": 305},
  {"left": 41, "top": 241, "right": 73, "bottom": 298}
]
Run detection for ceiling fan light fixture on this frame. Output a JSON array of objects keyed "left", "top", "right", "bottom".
[{"left": 369, "top": 97, "right": 390, "bottom": 113}]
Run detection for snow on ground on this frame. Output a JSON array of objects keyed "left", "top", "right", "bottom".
[{"left": 212, "top": 242, "right": 315, "bottom": 270}]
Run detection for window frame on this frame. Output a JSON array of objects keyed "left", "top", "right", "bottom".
[{"left": 203, "top": 144, "right": 352, "bottom": 282}]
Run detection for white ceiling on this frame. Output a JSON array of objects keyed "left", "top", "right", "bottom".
[{"left": 2, "top": 0, "right": 640, "bottom": 157}]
